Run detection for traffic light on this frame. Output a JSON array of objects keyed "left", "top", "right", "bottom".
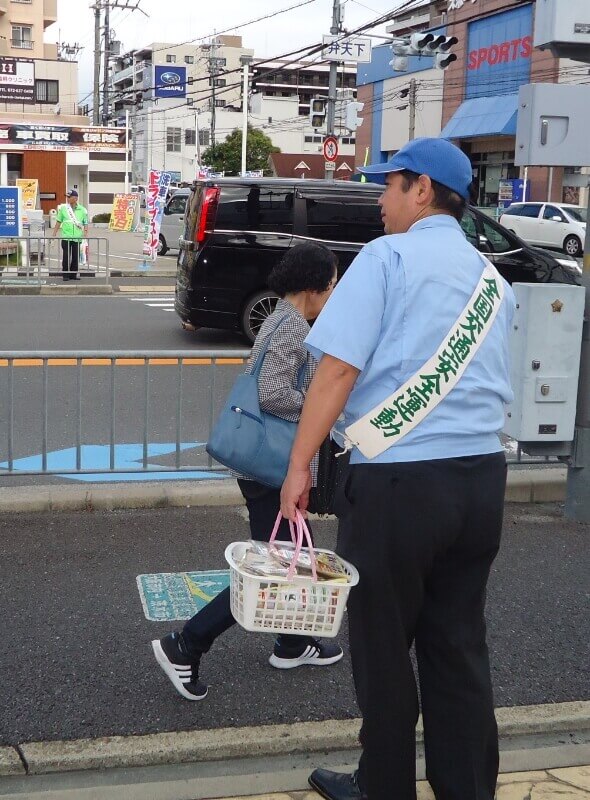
[
  {"left": 345, "top": 101, "right": 364, "bottom": 131},
  {"left": 310, "top": 97, "right": 327, "bottom": 129},
  {"left": 389, "top": 32, "right": 458, "bottom": 72},
  {"left": 434, "top": 36, "right": 459, "bottom": 70}
]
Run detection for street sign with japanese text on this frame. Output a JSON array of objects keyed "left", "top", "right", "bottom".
[
  {"left": 322, "top": 35, "right": 371, "bottom": 63},
  {"left": 109, "top": 193, "right": 141, "bottom": 232},
  {"left": 323, "top": 136, "right": 339, "bottom": 163}
]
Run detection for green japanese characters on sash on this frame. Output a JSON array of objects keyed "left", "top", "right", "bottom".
[{"left": 368, "top": 276, "right": 501, "bottom": 441}]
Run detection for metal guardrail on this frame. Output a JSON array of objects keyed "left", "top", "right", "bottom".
[
  {"left": 0, "top": 350, "right": 250, "bottom": 477},
  {"left": 0, "top": 237, "right": 110, "bottom": 284},
  {"left": 0, "top": 349, "right": 559, "bottom": 477}
]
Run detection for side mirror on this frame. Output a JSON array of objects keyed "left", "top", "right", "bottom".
[
  {"left": 163, "top": 206, "right": 171, "bottom": 215},
  {"left": 551, "top": 215, "right": 562, "bottom": 222}
]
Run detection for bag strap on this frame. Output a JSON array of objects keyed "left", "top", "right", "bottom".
[
  {"left": 343, "top": 257, "right": 505, "bottom": 460},
  {"left": 269, "top": 510, "right": 317, "bottom": 582},
  {"left": 250, "top": 311, "right": 308, "bottom": 390},
  {"left": 249, "top": 312, "right": 291, "bottom": 378}
]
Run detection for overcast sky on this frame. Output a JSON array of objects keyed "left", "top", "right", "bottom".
[{"left": 46, "top": 0, "right": 401, "bottom": 105}]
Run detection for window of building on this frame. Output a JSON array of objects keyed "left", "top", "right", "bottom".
[
  {"left": 211, "top": 78, "right": 226, "bottom": 88},
  {"left": 304, "top": 136, "right": 313, "bottom": 143},
  {"left": 216, "top": 57, "right": 226, "bottom": 66},
  {"left": 165, "top": 54, "right": 176, "bottom": 63},
  {"left": 11, "top": 24, "right": 33, "bottom": 49},
  {"left": 185, "top": 55, "right": 194, "bottom": 64},
  {"left": 35, "top": 79, "right": 59, "bottom": 104},
  {"left": 214, "top": 99, "right": 226, "bottom": 107},
  {"left": 185, "top": 128, "right": 196, "bottom": 146},
  {"left": 166, "top": 126, "right": 181, "bottom": 152},
  {"left": 199, "top": 129, "right": 210, "bottom": 147}
]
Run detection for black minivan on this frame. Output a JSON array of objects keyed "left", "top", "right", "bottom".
[{"left": 175, "top": 177, "right": 580, "bottom": 342}]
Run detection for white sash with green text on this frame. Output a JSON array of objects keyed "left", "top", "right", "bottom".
[
  {"left": 62, "top": 203, "right": 84, "bottom": 230},
  {"left": 344, "top": 257, "right": 505, "bottom": 460}
]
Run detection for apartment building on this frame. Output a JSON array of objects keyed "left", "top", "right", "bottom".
[
  {"left": 111, "top": 40, "right": 359, "bottom": 183},
  {"left": 110, "top": 35, "right": 254, "bottom": 183},
  {"left": 0, "top": 0, "right": 129, "bottom": 216}
]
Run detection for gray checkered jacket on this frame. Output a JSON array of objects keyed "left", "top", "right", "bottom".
[{"left": 243, "top": 298, "right": 319, "bottom": 483}]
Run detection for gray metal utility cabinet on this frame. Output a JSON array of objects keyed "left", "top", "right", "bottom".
[{"left": 515, "top": 83, "right": 590, "bottom": 167}]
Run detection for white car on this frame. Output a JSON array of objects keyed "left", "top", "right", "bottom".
[{"left": 499, "top": 202, "right": 587, "bottom": 258}]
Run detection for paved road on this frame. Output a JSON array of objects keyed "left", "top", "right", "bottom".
[{"left": 0, "top": 501, "right": 587, "bottom": 747}]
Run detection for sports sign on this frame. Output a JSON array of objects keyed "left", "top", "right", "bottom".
[{"left": 466, "top": 5, "right": 533, "bottom": 99}]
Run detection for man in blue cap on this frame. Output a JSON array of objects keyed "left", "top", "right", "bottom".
[{"left": 281, "top": 137, "right": 516, "bottom": 800}]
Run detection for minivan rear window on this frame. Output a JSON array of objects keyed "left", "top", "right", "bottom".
[
  {"left": 304, "top": 195, "right": 383, "bottom": 243},
  {"left": 214, "top": 185, "right": 294, "bottom": 233}
]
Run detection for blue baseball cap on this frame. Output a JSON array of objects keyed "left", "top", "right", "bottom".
[
  {"left": 66, "top": 188, "right": 78, "bottom": 197},
  {"left": 358, "top": 137, "right": 473, "bottom": 200}
]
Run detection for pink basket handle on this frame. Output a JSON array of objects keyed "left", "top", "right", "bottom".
[{"left": 268, "top": 510, "right": 318, "bottom": 582}]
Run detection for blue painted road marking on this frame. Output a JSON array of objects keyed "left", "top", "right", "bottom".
[
  {"left": 137, "top": 570, "right": 230, "bottom": 621},
  {"left": 0, "top": 442, "right": 228, "bottom": 482}
]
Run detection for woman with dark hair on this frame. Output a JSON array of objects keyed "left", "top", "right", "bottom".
[{"left": 152, "top": 241, "right": 341, "bottom": 701}]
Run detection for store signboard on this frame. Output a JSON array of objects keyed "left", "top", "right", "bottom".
[
  {"left": 0, "top": 124, "right": 127, "bottom": 151},
  {"left": 466, "top": 4, "right": 533, "bottom": 99},
  {"left": 0, "top": 58, "right": 34, "bottom": 103},
  {"left": 154, "top": 65, "right": 187, "bottom": 99},
  {"left": 0, "top": 186, "right": 22, "bottom": 237}
]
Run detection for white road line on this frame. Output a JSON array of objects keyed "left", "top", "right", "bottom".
[
  {"left": 146, "top": 302, "right": 175, "bottom": 307},
  {"left": 129, "top": 297, "right": 174, "bottom": 302}
]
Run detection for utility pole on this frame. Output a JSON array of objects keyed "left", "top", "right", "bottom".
[
  {"left": 240, "top": 55, "right": 253, "bottom": 176},
  {"left": 325, "top": 0, "right": 342, "bottom": 181},
  {"left": 408, "top": 78, "right": 417, "bottom": 141},
  {"left": 93, "top": 1, "right": 102, "bottom": 124},
  {"left": 102, "top": 0, "right": 110, "bottom": 125},
  {"left": 207, "top": 39, "right": 219, "bottom": 149}
]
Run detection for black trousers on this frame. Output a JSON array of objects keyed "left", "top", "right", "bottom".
[
  {"left": 182, "top": 479, "right": 315, "bottom": 656},
  {"left": 61, "top": 240, "right": 79, "bottom": 278},
  {"left": 336, "top": 453, "right": 506, "bottom": 800}
]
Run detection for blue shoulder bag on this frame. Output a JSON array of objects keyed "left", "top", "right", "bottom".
[{"left": 206, "top": 316, "right": 306, "bottom": 488}]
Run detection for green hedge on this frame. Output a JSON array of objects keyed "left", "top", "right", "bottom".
[{"left": 92, "top": 213, "right": 111, "bottom": 223}]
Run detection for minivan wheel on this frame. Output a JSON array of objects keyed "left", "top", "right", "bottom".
[
  {"left": 241, "top": 291, "right": 278, "bottom": 343},
  {"left": 564, "top": 234, "right": 582, "bottom": 257},
  {"left": 158, "top": 235, "right": 168, "bottom": 256}
]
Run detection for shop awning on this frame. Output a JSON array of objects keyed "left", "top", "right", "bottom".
[{"left": 440, "top": 94, "right": 519, "bottom": 140}]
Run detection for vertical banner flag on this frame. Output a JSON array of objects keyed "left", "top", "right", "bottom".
[
  {"left": 16, "top": 178, "right": 38, "bottom": 211},
  {"left": 142, "top": 170, "right": 171, "bottom": 259},
  {"left": 109, "top": 193, "right": 141, "bottom": 232}
]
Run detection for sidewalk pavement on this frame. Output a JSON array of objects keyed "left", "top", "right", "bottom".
[
  {"left": 212, "top": 766, "right": 590, "bottom": 799},
  {"left": 0, "top": 467, "right": 568, "bottom": 513}
]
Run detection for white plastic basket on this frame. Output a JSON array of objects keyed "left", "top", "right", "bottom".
[{"left": 225, "top": 539, "right": 359, "bottom": 638}]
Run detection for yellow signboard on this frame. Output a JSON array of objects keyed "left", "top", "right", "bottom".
[
  {"left": 16, "top": 178, "right": 38, "bottom": 210},
  {"left": 109, "top": 193, "right": 140, "bottom": 232}
]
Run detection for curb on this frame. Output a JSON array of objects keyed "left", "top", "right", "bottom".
[
  {"left": 0, "top": 468, "right": 567, "bottom": 515},
  {"left": 0, "top": 284, "right": 113, "bottom": 296},
  {"left": 110, "top": 269, "right": 177, "bottom": 278},
  {"left": 3, "top": 701, "right": 589, "bottom": 777}
]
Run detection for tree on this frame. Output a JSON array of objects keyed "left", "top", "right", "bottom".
[{"left": 201, "top": 125, "right": 280, "bottom": 175}]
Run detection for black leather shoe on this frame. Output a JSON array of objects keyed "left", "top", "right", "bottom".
[{"left": 309, "top": 768, "right": 367, "bottom": 800}]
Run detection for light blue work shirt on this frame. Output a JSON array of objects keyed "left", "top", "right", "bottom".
[{"left": 305, "top": 214, "right": 516, "bottom": 464}]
